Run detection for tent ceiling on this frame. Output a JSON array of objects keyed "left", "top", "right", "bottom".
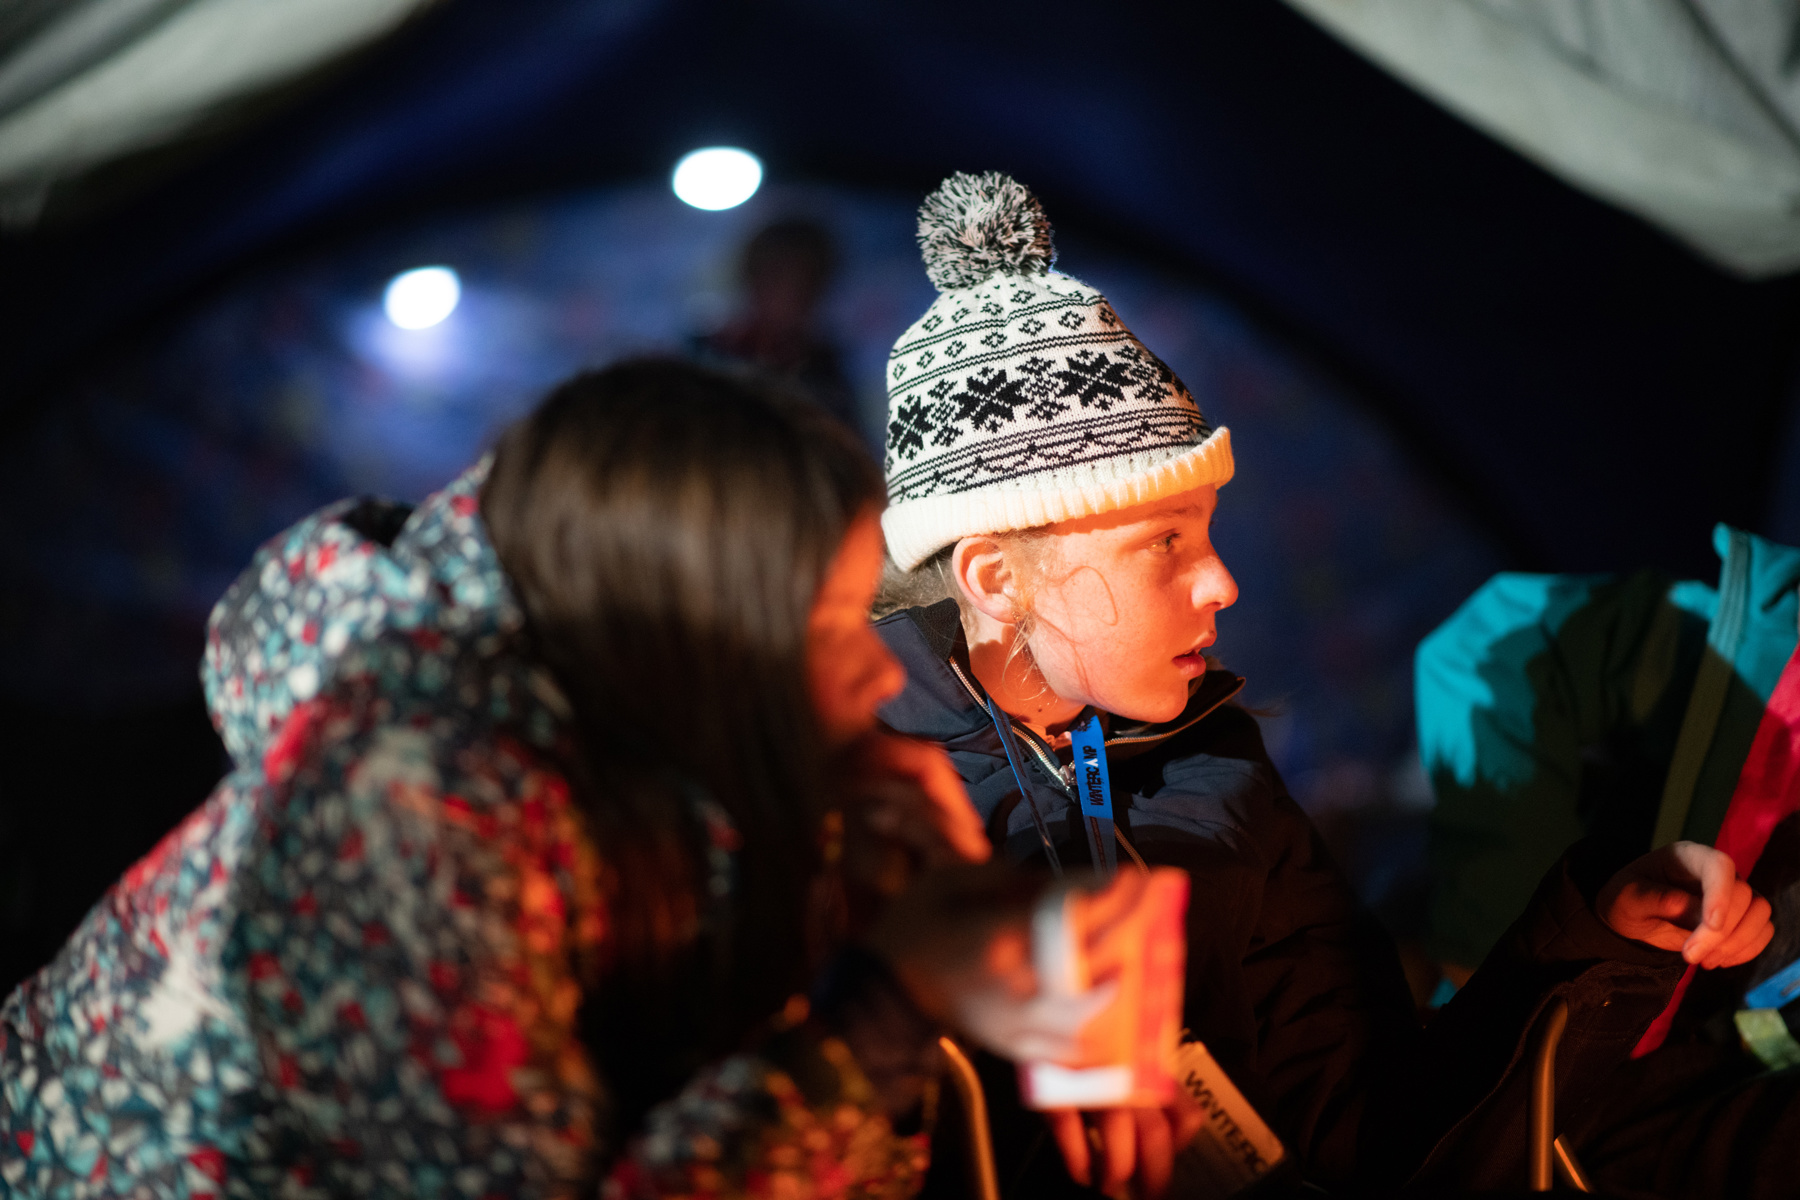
[
  {"left": 1, "top": 0, "right": 1797, "bottom": 577},
  {"left": 1286, "top": 0, "right": 1800, "bottom": 278},
  {"left": 0, "top": 0, "right": 439, "bottom": 227}
]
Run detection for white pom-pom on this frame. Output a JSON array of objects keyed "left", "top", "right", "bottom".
[{"left": 916, "top": 171, "right": 1056, "bottom": 291}]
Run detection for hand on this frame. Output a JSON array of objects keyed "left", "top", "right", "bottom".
[
  {"left": 867, "top": 864, "right": 1110, "bottom": 1061},
  {"left": 842, "top": 733, "right": 990, "bottom": 869},
  {"left": 1045, "top": 1097, "right": 1208, "bottom": 1199},
  {"left": 867, "top": 866, "right": 1165, "bottom": 1064},
  {"left": 1598, "top": 841, "right": 1773, "bottom": 968},
  {"left": 831, "top": 736, "right": 991, "bottom": 936}
]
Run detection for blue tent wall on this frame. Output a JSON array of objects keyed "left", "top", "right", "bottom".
[{"left": 4, "top": 0, "right": 1799, "bottom": 576}]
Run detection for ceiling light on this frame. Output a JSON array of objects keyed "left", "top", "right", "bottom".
[
  {"left": 384, "top": 266, "right": 460, "bottom": 329},
  {"left": 671, "top": 147, "right": 763, "bottom": 210}
]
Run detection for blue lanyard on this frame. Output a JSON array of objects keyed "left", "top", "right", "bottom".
[
  {"left": 985, "top": 697, "right": 1063, "bottom": 877},
  {"left": 984, "top": 700, "right": 1119, "bottom": 879},
  {"left": 1748, "top": 956, "right": 1800, "bottom": 1011},
  {"left": 1068, "top": 711, "right": 1118, "bottom": 879}
]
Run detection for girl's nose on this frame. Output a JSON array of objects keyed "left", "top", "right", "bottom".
[{"left": 1195, "top": 555, "right": 1239, "bottom": 612}]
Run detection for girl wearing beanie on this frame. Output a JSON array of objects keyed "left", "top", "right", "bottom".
[{"left": 876, "top": 174, "right": 1773, "bottom": 1197}]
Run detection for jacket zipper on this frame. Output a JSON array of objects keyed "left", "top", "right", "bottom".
[
  {"left": 947, "top": 657, "right": 1246, "bottom": 788},
  {"left": 947, "top": 658, "right": 1079, "bottom": 801},
  {"left": 1107, "top": 675, "right": 1245, "bottom": 747}
]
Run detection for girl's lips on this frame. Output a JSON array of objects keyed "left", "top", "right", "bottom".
[{"left": 1174, "top": 649, "right": 1206, "bottom": 678}]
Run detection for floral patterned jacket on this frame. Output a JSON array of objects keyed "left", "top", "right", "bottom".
[{"left": 0, "top": 462, "right": 933, "bottom": 1200}]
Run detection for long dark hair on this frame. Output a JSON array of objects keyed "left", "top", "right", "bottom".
[{"left": 481, "top": 359, "right": 884, "bottom": 1128}]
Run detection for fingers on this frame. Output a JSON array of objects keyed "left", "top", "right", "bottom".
[
  {"left": 1051, "top": 1109, "right": 1182, "bottom": 1199},
  {"left": 1602, "top": 843, "right": 1769, "bottom": 957},
  {"left": 959, "top": 980, "right": 1117, "bottom": 1062},
  {"left": 1097, "top": 1109, "right": 1136, "bottom": 1194},
  {"left": 1650, "top": 882, "right": 1701, "bottom": 922},
  {"left": 862, "top": 735, "right": 990, "bottom": 863},
  {"left": 1659, "top": 841, "right": 1772, "bottom": 967},
  {"left": 1046, "top": 1110, "right": 1091, "bottom": 1186},
  {"left": 1670, "top": 841, "right": 1738, "bottom": 929},
  {"left": 1715, "top": 874, "right": 1755, "bottom": 940},
  {"left": 1133, "top": 1107, "right": 1175, "bottom": 1199},
  {"left": 1681, "top": 875, "right": 1757, "bottom": 965},
  {"left": 1693, "top": 891, "right": 1774, "bottom": 969},
  {"left": 1712, "top": 859, "right": 1753, "bottom": 934},
  {"left": 1168, "top": 1093, "right": 1209, "bottom": 1150},
  {"left": 1728, "top": 905, "right": 1776, "bottom": 968}
]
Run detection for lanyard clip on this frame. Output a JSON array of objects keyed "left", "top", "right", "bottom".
[{"left": 1068, "top": 711, "right": 1117, "bottom": 879}]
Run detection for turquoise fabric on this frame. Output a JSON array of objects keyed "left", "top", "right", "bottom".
[
  {"left": 1681, "top": 526, "right": 1800, "bottom": 844},
  {"left": 1417, "top": 526, "right": 1800, "bottom": 966},
  {"left": 1416, "top": 571, "right": 1613, "bottom": 793}
]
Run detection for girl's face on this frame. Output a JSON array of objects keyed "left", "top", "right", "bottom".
[
  {"left": 1021, "top": 486, "right": 1238, "bottom": 724},
  {"left": 808, "top": 511, "right": 906, "bottom": 745}
]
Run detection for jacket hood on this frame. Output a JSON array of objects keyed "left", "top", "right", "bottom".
[{"left": 202, "top": 458, "right": 521, "bottom": 767}]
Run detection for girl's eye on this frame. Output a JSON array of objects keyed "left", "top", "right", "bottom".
[{"left": 1155, "top": 533, "right": 1179, "bottom": 552}]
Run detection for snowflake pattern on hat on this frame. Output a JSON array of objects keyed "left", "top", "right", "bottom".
[
  {"left": 880, "top": 174, "right": 1231, "bottom": 570},
  {"left": 883, "top": 275, "right": 1209, "bottom": 504}
]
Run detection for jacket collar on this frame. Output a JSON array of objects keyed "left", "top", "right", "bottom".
[
  {"left": 1711, "top": 523, "right": 1800, "bottom": 614},
  {"left": 874, "top": 599, "right": 1245, "bottom": 761}
]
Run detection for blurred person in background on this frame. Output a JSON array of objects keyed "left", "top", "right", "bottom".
[
  {"left": 0, "top": 361, "right": 1152, "bottom": 1199},
  {"left": 696, "top": 217, "right": 859, "bottom": 433}
]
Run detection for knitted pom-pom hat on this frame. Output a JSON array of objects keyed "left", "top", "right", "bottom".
[{"left": 881, "top": 172, "right": 1233, "bottom": 571}]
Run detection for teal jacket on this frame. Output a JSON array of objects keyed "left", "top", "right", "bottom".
[{"left": 1417, "top": 525, "right": 1800, "bottom": 966}]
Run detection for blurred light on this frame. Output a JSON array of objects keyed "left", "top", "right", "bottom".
[
  {"left": 672, "top": 147, "right": 763, "bottom": 210},
  {"left": 384, "top": 266, "right": 461, "bottom": 329}
]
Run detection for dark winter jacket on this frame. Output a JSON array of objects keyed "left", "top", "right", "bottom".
[{"left": 877, "top": 600, "right": 1692, "bottom": 1194}]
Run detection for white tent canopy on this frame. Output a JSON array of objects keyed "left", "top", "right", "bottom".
[
  {"left": 0, "top": 0, "right": 436, "bottom": 227},
  {"left": 1285, "top": 0, "right": 1800, "bottom": 278}
]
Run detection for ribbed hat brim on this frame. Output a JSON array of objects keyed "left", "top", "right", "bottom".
[{"left": 881, "top": 426, "right": 1234, "bottom": 571}]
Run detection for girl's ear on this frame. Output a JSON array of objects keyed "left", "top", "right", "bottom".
[{"left": 950, "top": 536, "right": 1023, "bottom": 625}]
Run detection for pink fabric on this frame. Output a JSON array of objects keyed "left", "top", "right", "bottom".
[{"left": 1634, "top": 639, "right": 1800, "bottom": 1057}]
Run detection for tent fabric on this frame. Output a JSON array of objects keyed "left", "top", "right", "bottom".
[
  {"left": 1285, "top": 0, "right": 1800, "bottom": 278},
  {"left": 3, "top": 1, "right": 1798, "bottom": 581},
  {"left": 0, "top": 0, "right": 437, "bottom": 227}
]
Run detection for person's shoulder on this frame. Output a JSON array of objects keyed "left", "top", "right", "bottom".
[
  {"left": 206, "top": 460, "right": 521, "bottom": 772},
  {"left": 263, "top": 624, "right": 570, "bottom": 808},
  {"left": 1118, "top": 678, "right": 1293, "bottom": 852},
  {"left": 1144, "top": 703, "right": 1280, "bottom": 805}
]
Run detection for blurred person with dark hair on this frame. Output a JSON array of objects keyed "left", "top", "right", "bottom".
[
  {"left": 0, "top": 360, "right": 1149, "bottom": 1198},
  {"left": 696, "top": 217, "right": 860, "bottom": 434}
]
